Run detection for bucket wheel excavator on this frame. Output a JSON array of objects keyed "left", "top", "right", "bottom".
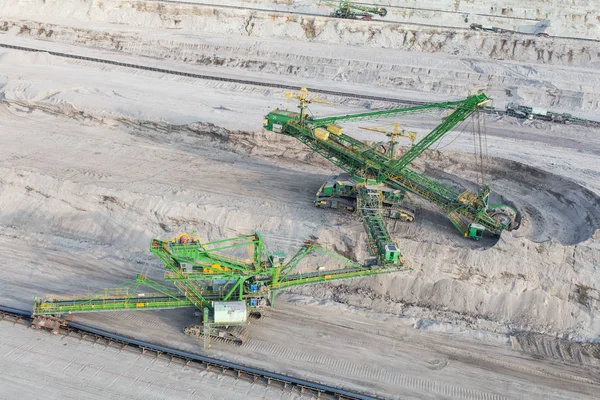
[
  {"left": 33, "top": 232, "right": 409, "bottom": 350},
  {"left": 263, "top": 89, "right": 517, "bottom": 257},
  {"left": 320, "top": 0, "right": 387, "bottom": 20}
]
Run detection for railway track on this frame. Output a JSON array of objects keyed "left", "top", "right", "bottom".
[
  {"left": 0, "top": 305, "right": 383, "bottom": 400},
  {"left": 352, "top": 2, "right": 539, "bottom": 22},
  {"left": 0, "top": 42, "right": 429, "bottom": 105},
  {"left": 158, "top": 0, "right": 538, "bottom": 23},
  {"left": 2, "top": 42, "right": 599, "bottom": 128},
  {"left": 142, "top": 0, "right": 599, "bottom": 43}
]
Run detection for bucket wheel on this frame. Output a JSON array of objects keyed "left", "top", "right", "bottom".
[{"left": 489, "top": 205, "right": 518, "bottom": 230}]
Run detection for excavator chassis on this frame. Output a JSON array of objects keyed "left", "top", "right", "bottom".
[
  {"left": 184, "top": 324, "right": 249, "bottom": 345},
  {"left": 31, "top": 315, "right": 70, "bottom": 334}
]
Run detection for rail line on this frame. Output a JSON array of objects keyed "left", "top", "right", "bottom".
[
  {"left": 352, "top": 2, "right": 539, "bottom": 22},
  {"left": 0, "top": 42, "right": 428, "bottom": 105},
  {"left": 158, "top": 0, "right": 539, "bottom": 23},
  {"left": 0, "top": 305, "right": 383, "bottom": 400},
  {"left": 151, "top": 0, "right": 466, "bottom": 32},
  {"left": 142, "top": 0, "right": 599, "bottom": 43},
  {"left": 2, "top": 42, "right": 598, "bottom": 128}
]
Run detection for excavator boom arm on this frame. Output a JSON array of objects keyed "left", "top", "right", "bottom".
[
  {"left": 378, "top": 93, "right": 489, "bottom": 182},
  {"left": 309, "top": 100, "right": 465, "bottom": 127}
]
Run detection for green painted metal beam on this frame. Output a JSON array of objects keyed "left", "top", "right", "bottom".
[
  {"left": 271, "top": 266, "right": 407, "bottom": 290},
  {"left": 33, "top": 296, "right": 193, "bottom": 315},
  {"left": 357, "top": 187, "right": 397, "bottom": 264},
  {"left": 379, "top": 93, "right": 489, "bottom": 182},
  {"left": 266, "top": 94, "right": 507, "bottom": 236},
  {"left": 33, "top": 228, "right": 409, "bottom": 322},
  {"left": 309, "top": 100, "right": 464, "bottom": 127}
]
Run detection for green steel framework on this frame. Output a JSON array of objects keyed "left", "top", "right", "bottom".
[
  {"left": 357, "top": 186, "right": 398, "bottom": 264},
  {"left": 33, "top": 233, "right": 408, "bottom": 317},
  {"left": 31, "top": 92, "right": 513, "bottom": 346},
  {"left": 320, "top": 0, "right": 388, "bottom": 19},
  {"left": 264, "top": 92, "right": 512, "bottom": 238}
]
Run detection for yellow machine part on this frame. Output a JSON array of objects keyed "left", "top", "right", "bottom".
[
  {"left": 314, "top": 128, "right": 329, "bottom": 141},
  {"left": 171, "top": 233, "right": 200, "bottom": 244},
  {"left": 326, "top": 124, "right": 343, "bottom": 136},
  {"left": 458, "top": 190, "right": 478, "bottom": 206},
  {"left": 203, "top": 264, "right": 229, "bottom": 274}
]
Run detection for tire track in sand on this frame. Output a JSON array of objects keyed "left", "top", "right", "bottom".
[{"left": 243, "top": 339, "right": 510, "bottom": 400}]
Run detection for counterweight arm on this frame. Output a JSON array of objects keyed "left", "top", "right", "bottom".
[
  {"left": 309, "top": 100, "right": 466, "bottom": 127},
  {"left": 379, "top": 93, "right": 490, "bottom": 182}
]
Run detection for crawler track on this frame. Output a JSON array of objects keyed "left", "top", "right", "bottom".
[
  {"left": 0, "top": 43, "right": 422, "bottom": 105},
  {"left": 0, "top": 305, "right": 382, "bottom": 400}
]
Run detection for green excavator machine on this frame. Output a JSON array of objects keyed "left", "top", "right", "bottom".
[
  {"left": 263, "top": 88, "right": 517, "bottom": 245},
  {"left": 320, "top": 0, "right": 387, "bottom": 20},
  {"left": 33, "top": 231, "right": 409, "bottom": 350}
]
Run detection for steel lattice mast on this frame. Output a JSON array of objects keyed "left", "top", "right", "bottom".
[
  {"left": 263, "top": 89, "right": 516, "bottom": 240},
  {"left": 33, "top": 232, "right": 409, "bottom": 349}
]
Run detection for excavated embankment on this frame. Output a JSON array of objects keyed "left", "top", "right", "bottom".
[
  {"left": 1, "top": 96, "right": 599, "bottom": 370},
  {"left": 1, "top": 0, "right": 599, "bottom": 371},
  {"left": 228, "top": 127, "right": 600, "bottom": 346},
  {"left": 1, "top": 0, "right": 600, "bottom": 115}
]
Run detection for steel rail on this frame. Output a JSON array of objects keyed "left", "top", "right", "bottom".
[
  {"left": 140, "top": 0, "right": 599, "bottom": 43},
  {"left": 0, "top": 42, "right": 503, "bottom": 116},
  {"left": 351, "top": 2, "right": 539, "bottom": 21},
  {"left": 0, "top": 305, "right": 384, "bottom": 400},
  {"left": 1, "top": 43, "right": 597, "bottom": 128},
  {"left": 0, "top": 42, "right": 424, "bottom": 105},
  {"left": 154, "top": 0, "right": 545, "bottom": 24}
]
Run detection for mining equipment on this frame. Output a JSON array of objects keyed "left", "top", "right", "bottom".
[
  {"left": 320, "top": 0, "right": 387, "bottom": 20},
  {"left": 470, "top": 23, "right": 552, "bottom": 38},
  {"left": 33, "top": 232, "right": 408, "bottom": 350},
  {"left": 506, "top": 102, "right": 596, "bottom": 125},
  {"left": 470, "top": 23, "right": 504, "bottom": 33},
  {"left": 263, "top": 88, "right": 517, "bottom": 246},
  {"left": 359, "top": 123, "right": 418, "bottom": 154}
]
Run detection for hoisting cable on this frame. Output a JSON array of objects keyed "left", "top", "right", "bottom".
[
  {"left": 477, "top": 109, "right": 486, "bottom": 186},
  {"left": 433, "top": 113, "right": 471, "bottom": 151}
]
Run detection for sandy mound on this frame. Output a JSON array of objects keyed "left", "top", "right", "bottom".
[
  {"left": 228, "top": 128, "right": 600, "bottom": 341},
  {"left": 2, "top": 0, "right": 600, "bottom": 117},
  {"left": 417, "top": 152, "right": 600, "bottom": 245}
]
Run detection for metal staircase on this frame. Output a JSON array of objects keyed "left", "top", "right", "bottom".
[{"left": 272, "top": 93, "right": 511, "bottom": 237}]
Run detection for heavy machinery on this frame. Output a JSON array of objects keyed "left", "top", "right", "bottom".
[
  {"left": 470, "top": 22, "right": 552, "bottom": 38},
  {"left": 470, "top": 23, "right": 504, "bottom": 33},
  {"left": 320, "top": 0, "right": 387, "bottom": 20},
  {"left": 359, "top": 122, "right": 418, "bottom": 154},
  {"left": 33, "top": 232, "right": 408, "bottom": 350},
  {"left": 506, "top": 102, "right": 599, "bottom": 126},
  {"left": 263, "top": 88, "right": 517, "bottom": 245}
]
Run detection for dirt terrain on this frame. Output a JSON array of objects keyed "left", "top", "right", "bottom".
[
  {"left": 0, "top": 322, "right": 303, "bottom": 400},
  {"left": 0, "top": 0, "right": 599, "bottom": 399}
]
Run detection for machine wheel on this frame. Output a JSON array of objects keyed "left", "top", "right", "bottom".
[
  {"left": 388, "top": 207, "right": 416, "bottom": 222},
  {"left": 183, "top": 324, "right": 248, "bottom": 345},
  {"left": 217, "top": 326, "right": 249, "bottom": 345},
  {"left": 32, "top": 316, "right": 67, "bottom": 334},
  {"left": 489, "top": 205, "right": 518, "bottom": 230},
  {"left": 249, "top": 311, "right": 264, "bottom": 320},
  {"left": 399, "top": 210, "right": 415, "bottom": 222}
]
